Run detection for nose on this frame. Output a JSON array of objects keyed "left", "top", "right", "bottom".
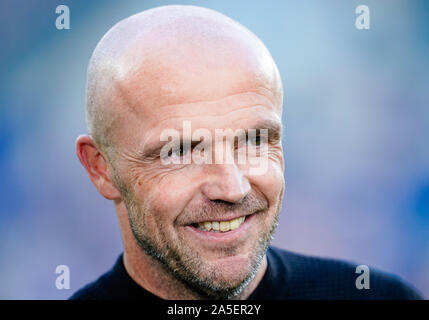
[{"left": 200, "top": 163, "right": 251, "bottom": 204}]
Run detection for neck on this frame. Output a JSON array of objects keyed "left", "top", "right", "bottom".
[{"left": 115, "top": 201, "right": 267, "bottom": 300}]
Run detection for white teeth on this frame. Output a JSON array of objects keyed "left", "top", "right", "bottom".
[
  {"left": 204, "top": 221, "right": 212, "bottom": 231},
  {"left": 212, "top": 221, "right": 220, "bottom": 231},
  {"left": 195, "top": 216, "right": 246, "bottom": 233},
  {"left": 230, "top": 219, "right": 239, "bottom": 230},
  {"left": 220, "top": 221, "right": 230, "bottom": 232}
]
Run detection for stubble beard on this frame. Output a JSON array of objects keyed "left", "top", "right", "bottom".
[{"left": 116, "top": 177, "right": 281, "bottom": 299}]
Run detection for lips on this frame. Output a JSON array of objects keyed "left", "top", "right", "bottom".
[{"left": 185, "top": 213, "right": 256, "bottom": 242}]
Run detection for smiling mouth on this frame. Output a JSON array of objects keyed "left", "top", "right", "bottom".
[{"left": 190, "top": 216, "right": 247, "bottom": 233}]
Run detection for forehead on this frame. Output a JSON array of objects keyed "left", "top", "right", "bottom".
[
  {"left": 116, "top": 39, "right": 281, "bottom": 110},
  {"left": 151, "top": 89, "right": 278, "bottom": 127}
]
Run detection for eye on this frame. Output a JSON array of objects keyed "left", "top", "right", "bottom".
[
  {"left": 167, "top": 143, "right": 188, "bottom": 158},
  {"left": 248, "top": 134, "right": 261, "bottom": 146}
]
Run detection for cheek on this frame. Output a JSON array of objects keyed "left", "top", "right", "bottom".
[
  {"left": 133, "top": 168, "right": 197, "bottom": 224},
  {"left": 249, "top": 159, "right": 284, "bottom": 208}
]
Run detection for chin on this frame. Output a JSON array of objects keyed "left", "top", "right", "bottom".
[{"left": 199, "top": 252, "right": 256, "bottom": 288}]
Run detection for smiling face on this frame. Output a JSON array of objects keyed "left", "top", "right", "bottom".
[
  {"left": 112, "top": 98, "right": 284, "bottom": 298},
  {"left": 81, "top": 6, "right": 285, "bottom": 299},
  {"left": 112, "top": 100, "right": 284, "bottom": 298}
]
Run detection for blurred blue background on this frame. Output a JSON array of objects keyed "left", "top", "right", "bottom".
[{"left": 0, "top": 0, "right": 428, "bottom": 299}]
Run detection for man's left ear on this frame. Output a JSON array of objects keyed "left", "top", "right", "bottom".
[{"left": 75, "top": 135, "right": 121, "bottom": 200}]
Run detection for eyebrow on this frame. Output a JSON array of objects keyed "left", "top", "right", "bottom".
[
  {"left": 139, "top": 118, "right": 283, "bottom": 160},
  {"left": 250, "top": 119, "right": 282, "bottom": 141}
]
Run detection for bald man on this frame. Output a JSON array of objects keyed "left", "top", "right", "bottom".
[{"left": 71, "top": 5, "right": 423, "bottom": 300}]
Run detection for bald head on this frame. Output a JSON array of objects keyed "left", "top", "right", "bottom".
[{"left": 86, "top": 5, "right": 283, "bottom": 155}]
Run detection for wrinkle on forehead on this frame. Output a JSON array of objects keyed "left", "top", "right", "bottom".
[{"left": 86, "top": 5, "right": 283, "bottom": 153}]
